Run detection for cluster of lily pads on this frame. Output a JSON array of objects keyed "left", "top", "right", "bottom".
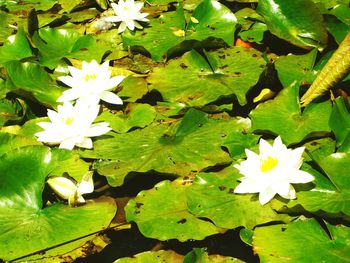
[{"left": 0, "top": 0, "right": 350, "bottom": 262}]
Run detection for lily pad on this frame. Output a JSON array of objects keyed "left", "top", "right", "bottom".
[
  {"left": 125, "top": 179, "right": 224, "bottom": 241},
  {"left": 32, "top": 28, "right": 107, "bottom": 69},
  {"left": 149, "top": 47, "right": 265, "bottom": 106},
  {"left": 187, "top": 172, "right": 290, "bottom": 229},
  {"left": 115, "top": 250, "right": 183, "bottom": 263},
  {"left": 274, "top": 49, "right": 317, "bottom": 88},
  {"left": 250, "top": 85, "right": 332, "bottom": 145},
  {"left": 96, "top": 103, "right": 156, "bottom": 133},
  {"left": 329, "top": 97, "right": 350, "bottom": 151},
  {"left": 257, "top": 0, "right": 328, "bottom": 50},
  {"left": 0, "top": 28, "right": 32, "bottom": 65},
  {"left": 0, "top": 146, "right": 117, "bottom": 261},
  {"left": 4, "top": 61, "right": 62, "bottom": 106},
  {"left": 123, "top": 0, "right": 237, "bottom": 61},
  {"left": 183, "top": 248, "right": 243, "bottom": 262},
  {"left": 253, "top": 218, "right": 350, "bottom": 262},
  {"left": 80, "top": 109, "right": 249, "bottom": 186}
]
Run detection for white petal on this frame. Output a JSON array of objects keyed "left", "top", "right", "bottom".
[
  {"left": 57, "top": 89, "right": 79, "bottom": 102},
  {"left": 104, "top": 16, "right": 121, "bottom": 22},
  {"left": 107, "top": 75, "right": 125, "bottom": 89},
  {"left": 100, "top": 91, "right": 123, "bottom": 104},
  {"left": 76, "top": 138, "right": 93, "bottom": 149},
  {"left": 234, "top": 179, "right": 261, "bottom": 194},
  {"left": 126, "top": 20, "right": 135, "bottom": 31},
  {"left": 78, "top": 171, "right": 94, "bottom": 195},
  {"left": 288, "top": 170, "right": 314, "bottom": 184},
  {"left": 259, "top": 138, "right": 273, "bottom": 155},
  {"left": 258, "top": 188, "right": 276, "bottom": 205},
  {"left": 85, "top": 122, "right": 111, "bottom": 137},
  {"left": 59, "top": 138, "right": 77, "bottom": 150},
  {"left": 47, "top": 177, "right": 77, "bottom": 200},
  {"left": 118, "top": 21, "right": 127, "bottom": 33}
]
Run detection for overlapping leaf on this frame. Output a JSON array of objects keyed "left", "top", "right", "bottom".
[
  {"left": 123, "top": 0, "right": 237, "bottom": 61},
  {"left": 126, "top": 179, "right": 224, "bottom": 241},
  {"left": 250, "top": 85, "right": 332, "bottom": 145},
  {"left": 80, "top": 109, "right": 250, "bottom": 186},
  {"left": 257, "top": 0, "right": 328, "bottom": 49},
  {"left": 149, "top": 47, "right": 266, "bottom": 106},
  {"left": 253, "top": 218, "right": 350, "bottom": 262},
  {"left": 187, "top": 172, "right": 290, "bottom": 230},
  {"left": 0, "top": 146, "right": 116, "bottom": 261}
]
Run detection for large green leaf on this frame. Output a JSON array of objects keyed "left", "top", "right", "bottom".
[
  {"left": 96, "top": 103, "right": 156, "bottom": 133},
  {"left": 0, "top": 28, "right": 32, "bottom": 65},
  {"left": 2, "top": 0, "right": 57, "bottom": 12},
  {"left": 183, "top": 248, "right": 243, "bottom": 263},
  {"left": 253, "top": 218, "right": 350, "bottom": 262},
  {"left": 4, "top": 61, "right": 62, "bottom": 106},
  {"left": 32, "top": 28, "right": 107, "bottom": 69},
  {"left": 329, "top": 97, "right": 350, "bottom": 151},
  {"left": 250, "top": 85, "right": 332, "bottom": 145},
  {"left": 123, "top": 0, "right": 237, "bottom": 61},
  {"left": 0, "top": 132, "right": 41, "bottom": 157},
  {"left": 257, "top": 0, "right": 328, "bottom": 49},
  {"left": 0, "top": 146, "right": 117, "bottom": 261},
  {"left": 149, "top": 47, "right": 265, "bottom": 106},
  {"left": 115, "top": 250, "right": 183, "bottom": 262},
  {"left": 296, "top": 152, "right": 350, "bottom": 216},
  {"left": 187, "top": 172, "right": 290, "bottom": 229},
  {"left": 122, "top": 6, "right": 186, "bottom": 62},
  {"left": 185, "top": 0, "right": 237, "bottom": 44},
  {"left": 125, "top": 179, "right": 224, "bottom": 241},
  {"left": 275, "top": 49, "right": 317, "bottom": 88},
  {"left": 80, "top": 109, "right": 250, "bottom": 186}
]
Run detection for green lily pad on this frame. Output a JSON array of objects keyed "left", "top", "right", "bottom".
[
  {"left": 96, "top": 103, "right": 156, "bottom": 133},
  {"left": 80, "top": 109, "right": 249, "bottom": 186},
  {"left": 222, "top": 131, "right": 260, "bottom": 159},
  {"left": 0, "top": 28, "right": 32, "bottom": 65},
  {"left": 32, "top": 28, "right": 107, "bottom": 69},
  {"left": 250, "top": 85, "right": 332, "bottom": 145},
  {"left": 118, "top": 76, "right": 149, "bottom": 102},
  {"left": 149, "top": 47, "right": 265, "bottom": 106},
  {"left": 123, "top": 5, "right": 186, "bottom": 62},
  {"left": 329, "top": 97, "right": 350, "bottom": 151},
  {"left": 257, "top": 0, "right": 328, "bottom": 50},
  {"left": 185, "top": 0, "right": 237, "bottom": 44},
  {"left": 275, "top": 49, "right": 317, "bottom": 88},
  {"left": 4, "top": 61, "right": 62, "bottom": 106},
  {"left": 0, "top": 132, "right": 41, "bottom": 157},
  {"left": 187, "top": 172, "right": 290, "bottom": 229},
  {"left": 0, "top": 146, "right": 117, "bottom": 261},
  {"left": 115, "top": 250, "right": 183, "bottom": 263},
  {"left": 0, "top": 98, "right": 25, "bottom": 126},
  {"left": 183, "top": 248, "right": 243, "bottom": 263},
  {"left": 253, "top": 218, "right": 350, "bottom": 262},
  {"left": 123, "top": 0, "right": 237, "bottom": 61},
  {"left": 2, "top": 0, "right": 57, "bottom": 12},
  {"left": 291, "top": 152, "right": 350, "bottom": 216},
  {"left": 125, "top": 179, "right": 224, "bottom": 241}
]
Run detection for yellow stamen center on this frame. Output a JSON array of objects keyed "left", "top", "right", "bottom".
[
  {"left": 260, "top": 156, "right": 278, "bottom": 172},
  {"left": 64, "top": 117, "right": 74, "bottom": 125},
  {"left": 84, "top": 73, "right": 97, "bottom": 81}
]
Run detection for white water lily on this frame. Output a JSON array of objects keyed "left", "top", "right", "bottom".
[
  {"left": 57, "top": 60, "right": 125, "bottom": 105},
  {"left": 47, "top": 172, "right": 94, "bottom": 206},
  {"left": 234, "top": 136, "right": 314, "bottom": 205},
  {"left": 35, "top": 101, "right": 111, "bottom": 150},
  {"left": 104, "top": 0, "right": 149, "bottom": 33}
]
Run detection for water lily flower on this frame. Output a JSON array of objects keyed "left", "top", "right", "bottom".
[
  {"left": 35, "top": 101, "right": 111, "bottom": 150},
  {"left": 104, "top": 0, "right": 149, "bottom": 33},
  {"left": 47, "top": 172, "right": 94, "bottom": 206},
  {"left": 234, "top": 136, "right": 314, "bottom": 205},
  {"left": 57, "top": 60, "right": 125, "bottom": 105}
]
